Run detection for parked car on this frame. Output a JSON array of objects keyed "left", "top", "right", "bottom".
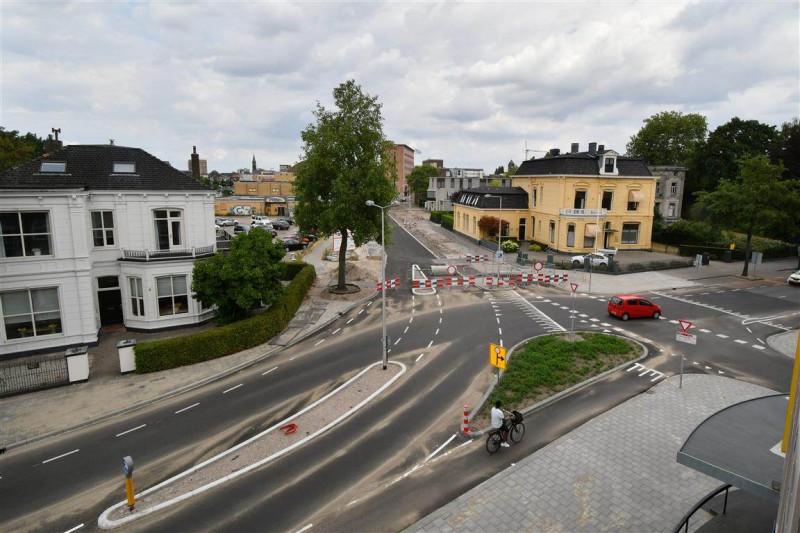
[
  {"left": 251, "top": 225, "right": 277, "bottom": 237},
  {"left": 215, "top": 217, "right": 236, "bottom": 226},
  {"left": 788, "top": 270, "right": 800, "bottom": 286},
  {"left": 286, "top": 233, "right": 316, "bottom": 244},
  {"left": 608, "top": 294, "right": 661, "bottom": 321},
  {"left": 233, "top": 223, "right": 250, "bottom": 234},
  {"left": 572, "top": 251, "right": 611, "bottom": 269},
  {"left": 282, "top": 238, "right": 307, "bottom": 251},
  {"left": 281, "top": 216, "right": 295, "bottom": 225},
  {"left": 272, "top": 219, "right": 291, "bottom": 230}
]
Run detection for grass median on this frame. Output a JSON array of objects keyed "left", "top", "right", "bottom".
[{"left": 473, "top": 332, "right": 641, "bottom": 428}]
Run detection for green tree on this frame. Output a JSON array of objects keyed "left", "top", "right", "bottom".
[
  {"left": 694, "top": 154, "right": 799, "bottom": 276},
  {"left": 407, "top": 164, "right": 440, "bottom": 195},
  {"left": 0, "top": 127, "right": 45, "bottom": 173},
  {"left": 488, "top": 178, "right": 502, "bottom": 187},
  {"left": 774, "top": 118, "right": 800, "bottom": 181},
  {"left": 192, "top": 227, "right": 286, "bottom": 323},
  {"left": 494, "top": 165, "right": 505, "bottom": 175},
  {"left": 626, "top": 111, "right": 707, "bottom": 166},
  {"left": 294, "top": 80, "right": 397, "bottom": 292}
]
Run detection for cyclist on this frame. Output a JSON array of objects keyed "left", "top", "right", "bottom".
[{"left": 490, "top": 400, "right": 511, "bottom": 447}]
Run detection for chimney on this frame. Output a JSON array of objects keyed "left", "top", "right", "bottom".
[
  {"left": 588, "top": 142, "right": 597, "bottom": 155},
  {"left": 598, "top": 144, "right": 605, "bottom": 153},
  {"left": 551, "top": 148, "right": 561, "bottom": 156},
  {"left": 45, "top": 128, "right": 63, "bottom": 153},
  {"left": 191, "top": 146, "right": 201, "bottom": 180},
  {"left": 571, "top": 143, "right": 579, "bottom": 153}
]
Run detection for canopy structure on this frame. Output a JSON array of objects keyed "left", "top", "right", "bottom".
[
  {"left": 677, "top": 394, "right": 787, "bottom": 502},
  {"left": 628, "top": 190, "right": 645, "bottom": 202},
  {"left": 584, "top": 224, "right": 599, "bottom": 237}
]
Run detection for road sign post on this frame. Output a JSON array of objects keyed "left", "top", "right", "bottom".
[
  {"left": 490, "top": 343, "right": 507, "bottom": 383},
  {"left": 570, "top": 283, "right": 579, "bottom": 333},
  {"left": 676, "top": 320, "right": 694, "bottom": 388}
]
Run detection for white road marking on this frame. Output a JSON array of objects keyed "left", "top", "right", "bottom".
[
  {"left": 296, "top": 524, "right": 313, "bottom": 533},
  {"left": 175, "top": 403, "right": 200, "bottom": 414},
  {"left": 745, "top": 327, "right": 752, "bottom": 333},
  {"left": 409, "top": 316, "right": 413, "bottom": 323},
  {"left": 735, "top": 339, "right": 748, "bottom": 344},
  {"left": 223, "top": 384, "right": 243, "bottom": 394},
  {"left": 699, "top": 329, "right": 711, "bottom": 333},
  {"left": 716, "top": 334, "right": 729, "bottom": 339},
  {"left": 64, "top": 524, "right": 84, "bottom": 533},
  {"left": 394, "top": 338, "right": 402, "bottom": 345},
  {"left": 358, "top": 309, "right": 364, "bottom": 315},
  {"left": 753, "top": 345, "right": 766, "bottom": 350},
  {"left": 314, "top": 339, "right": 325, "bottom": 346},
  {"left": 332, "top": 328, "right": 341, "bottom": 335},
  {"left": 347, "top": 318, "right": 354, "bottom": 324},
  {"left": 416, "top": 353, "right": 425, "bottom": 362},
  {"left": 425, "top": 433, "right": 458, "bottom": 462},
  {"left": 116, "top": 424, "right": 146, "bottom": 437},
  {"left": 589, "top": 318, "right": 599, "bottom": 322},
  {"left": 757, "top": 338, "right": 765, "bottom": 344},
  {"left": 498, "top": 328, "right": 502, "bottom": 335},
  {"left": 500, "top": 339, "right": 504, "bottom": 347},
  {"left": 367, "top": 301, "right": 373, "bottom": 306},
  {"left": 439, "top": 317, "right": 442, "bottom": 323},
  {"left": 439, "top": 308, "right": 443, "bottom": 314},
  {"left": 579, "top": 314, "right": 588, "bottom": 318},
  {"left": 43, "top": 449, "right": 80, "bottom": 464},
  {"left": 669, "top": 320, "right": 678, "bottom": 324},
  {"left": 701, "top": 292, "right": 710, "bottom": 295},
  {"left": 496, "top": 317, "right": 500, "bottom": 324},
  {"left": 404, "top": 326, "right": 409, "bottom": 333},
  {"left": 427, "top": 340, "right": 434, "bottom": 347},
  {"left": 435, "top": 328, "right": 440, "bottom": 335}
]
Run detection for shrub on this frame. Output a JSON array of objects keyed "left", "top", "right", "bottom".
[
  {"left": 528, "top": 243, "right": 543, "bottom": 252},
  {"left": 501, "top": 240, "right": 520, "bottom": 253},
  {"left": 135, "top": 263, "right": 316, "bottom": 373}
]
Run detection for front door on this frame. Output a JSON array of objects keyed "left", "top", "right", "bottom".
[
  {"left": 604, "top": 222, "right": 611, "bottom": 248},
  {"left": 97, "top": 276, "right": 123, "bottom": 327},
  {"left": 518, "top": 218, "right": 526, "bottom": 241}
]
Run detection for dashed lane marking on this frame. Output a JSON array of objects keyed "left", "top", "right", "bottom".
[
  {"left": 223, "top": 384, "right": 243, "bottom": 394},
  {"left": 116, "top": 424, "right": 146, "bottom": 437},
  {"left": 175, "top": 403, "right": 200, "bottom": 414},
  {"left": 43, "top": 449, "right": 80, "bottom": 464}
]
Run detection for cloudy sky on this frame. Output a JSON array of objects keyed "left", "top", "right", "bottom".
[{"left": 2, "top": 1, "right": 798, "bottom": 174}]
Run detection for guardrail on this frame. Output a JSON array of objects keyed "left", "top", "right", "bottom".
[
  {"left": 121, "top": 245, "right": 215, "bottom": 261},
  {"left": 672, "top": 483, "right": 731, "bottom": 533}
]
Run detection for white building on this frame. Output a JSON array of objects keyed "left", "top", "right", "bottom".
[{"left": 0, "top": 144, "right": 217, "bottom": 358}]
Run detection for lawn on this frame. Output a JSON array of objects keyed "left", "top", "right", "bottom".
[{"left": 473, "top": 332, "right": 641, "bottom": 427}]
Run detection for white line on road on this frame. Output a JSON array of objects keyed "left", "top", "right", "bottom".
[
  {"left": 753, "top": 345, "right": 766, "bottom": 350},
  {"left": 367, "top": 301, "right": 373, "bottom": 306},
  {"left": 175, "top": 403, "right": 200, "bottom": 414},
  {"left": 64, "top": 524, "right": 84, "bottom": 533},
  {"left": 296, "top": 524, "right": 313, "bottom": 533},
  {"left": 416, "top": 353, "right": 425, "bottom": 362},
  {"left": 735, "top": 339, "right": 748, "bottom": 344},
  {"left": 394, "top": 338, "right": 402, "bottom": 345},
  {"left": 699, "top": 329, "right": 711, "bottom": 333},
  {"left": 496, "top": 317, "right": 500, "bottom": 324},
  {"left": 358, "top": 309, "right": 364, "bottom": 315},
  {"left": 223, "top": 384, "right": 243, "bottom": 394},
  {"left": 332, "top": 328, "right": 341, "bottom": 335},
  {"left": 314, "top": 339, "right": 325, "bottom": 346},
  {"left": 43, "top": 449, "right": 79, "bottom": 464},
  {"left": 263, "top": 367, "right": 278, "bottom": 377},
  {"left": 427, "top": 340, "right": 434, "bottom": 347},
  {"left": 746, "top": 327, "right": 752, "bottom": 333},
  {"left": 716, "top": 334, "right": 729, "bottom": 339},
  {"left": 435, "top": 328, "right": 439, "bottom": 335},
  {"left": 757, "top": 338, "right": 765, "bottom": 344},
  {"left": 116, "top": 424, "right": 146, "bottom": 437},
  {"left": 346, "top": 318, "right": 354, "bottom": 324},
  {"left": 439, "top": 317, "right": 442, "bottom": 323},
  {"left": 498, "top": 328, "right": 502, "bottom": 335},
  {"left": 426, "top": 433, "right": 458, "bottom": 462}
]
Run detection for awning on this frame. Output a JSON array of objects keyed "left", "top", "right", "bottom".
[
  {"left": 584, "top": 224, "right": 599, "bottom": 237},
  {"left": 628, "top": 190, "right": 645, "bottom": 202}
]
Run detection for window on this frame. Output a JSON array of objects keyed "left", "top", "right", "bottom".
[
  {"left": 437, "top": 178, "right": 445, "bottom": 188},
  {"left": 621, "top": 223, "right": 640, "bottom": 244},
  {"left": 655, "top": 182, "right": 661, "bottom": 195},
  {"left": 450, "top": 178, "right": 455, "bottom": 188},
  {"left": 584, "top": 224, "right": 597, "bottom": 248},
  {"left": 40, "top": 162, "right": 66, "bottom": 173},
  {"left": 549, "top": 221, "right": 555, "bottom": 243},
  {"left": 655, "top": 202, "right": 661, "bottom": 213},
  {"left": 574, "top": 191, "right": 586, "bottom": 210},
  {"left": 1, "top": 287, "right": 62, "bottom": 339},
  {"left": 668, "top": 203, "right": 676, "bottom": 217},
  {"left": 604, "top": 158, "right": 615, "bottom": 173},
  {"left": 113, "top": 162, "right": 136, "bottom": 173},
  {"left": 532, "top": 189, "right": 537, "bottom": 207},
  {"left": 601, "top": 190, "right": 613, "bottom": 211},
  {"left": 0, "top": 212, "right": 52, "bottom": 258},
  {"left": 129, "top": 277, "right": 144, "bottom": 317},
  {"left": 670, "top": 182, "right": 677, "bottom": 195},
  {"left": 627, "top": 201, "right": 638, "bottom": 211},
  {"left": 156, "top": 275, "right": 189, "bottom": 316},
  {"left": 91, "top": 211, "right": 115, "bottom": 247},
  {"left": 153, "top": 209, "right": 183, "bottom": 250},
  {"left": 566, "top": 224, "right": 575, "bottom": 247}
]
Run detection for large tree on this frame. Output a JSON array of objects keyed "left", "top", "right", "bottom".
[
  {"left": 694, "top": 154, "right": 799, "bottom": 276},
  {"left": 0, "top": 127, "right": 45, "bottom": 173},
  {"left": 626, "top": 111, "right": 707, "bottom": 166},
  {"left": 192, "top": 227, "right": 286, "bottom": 323},
  {"left": 294, "top": 80, "right": 396, "bottom": 292},
  {"left": 406, "top": 164, "right": 440, "bottom": 199}
]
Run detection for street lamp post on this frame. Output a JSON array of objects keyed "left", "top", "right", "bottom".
[
  {"left": 485, "top": 194, "right": 503, "bottom": 277},
  {"left": 366, "top": 199, "right": 398, "bottom": 370}
]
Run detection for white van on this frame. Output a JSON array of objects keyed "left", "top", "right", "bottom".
[{"left": 251, "top": 215, "right": 272, "bottom": 227}]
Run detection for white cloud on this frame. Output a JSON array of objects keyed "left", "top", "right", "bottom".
[{"left": 1, "top": 0, "right": 797, "bottom": 173}]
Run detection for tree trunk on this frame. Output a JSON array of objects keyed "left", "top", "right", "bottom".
[
  {"left": 337, "top": 228, "right": 348, "bottom": 290},
  {"left": 741, "top": 225, "right": 753, "bottom": 277}
]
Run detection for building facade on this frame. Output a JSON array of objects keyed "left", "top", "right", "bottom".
[
  {"left": 392, "top": 143, "right": 415, "bottom": 199},
  {"left": 424, "top": 159, "right": 510, "bottom": 211},
  {"left": 0, "top": 144, "right": 216, "bottom": 358},
  {"left": 453, "top": 143, "right": 656, "bottom": 253},
  {"left": 649, "top": 165, "right": 686, "bottom": 223}
]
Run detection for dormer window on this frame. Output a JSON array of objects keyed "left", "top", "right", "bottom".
[
  {"left": 113, "top": 162, "right": 136, "bottom": 173},
  {"left": 40, "top": 162, "right": 66, "bottom": 173},
  {"left": 599, "top": 150, "right": 619, "bottom": 175},
  {"left": 604, "top": 158, "right": 615, "bottom": 173}
]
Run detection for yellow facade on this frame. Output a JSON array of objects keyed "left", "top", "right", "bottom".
[
  {"left": 233, "top": 180, "right": 295, "bottom": 198},
  {"left": 453, "top": 205, "right": 529, "bottom": 242}
]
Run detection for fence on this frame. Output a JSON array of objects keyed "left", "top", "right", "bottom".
[{"left": 0, "top": 353, "right": 69, "bottom": 397}]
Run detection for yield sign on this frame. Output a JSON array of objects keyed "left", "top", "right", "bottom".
[
  {"left": 678, "top": 320, "right": 693, "bottom": 333},
  {"left": 570, "top": 283, "right": 579, "bottom": 293}
]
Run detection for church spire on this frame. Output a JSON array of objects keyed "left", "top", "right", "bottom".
[{"left": 252, "top": 154, "right": 257, "bottom": 174}]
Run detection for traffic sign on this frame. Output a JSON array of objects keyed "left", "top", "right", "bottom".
[
  {"left": 678, "top": 320, "right": 693, "bottom": 333},
  {"left": 533, "top": 261, "right": 544, "bottom": 271},
  {"left": 489, "top": 343, "right": 507, "bottom": 370},
  {"left": 446, "top": 265, "right": 457, "bottom": 275},
  {"left": 496, "top": 250, "right": 504, "bottom": 260},
  {"left": 570, "top": 283, "right": 579, "bottom": 293},
  {"left": 676, "top": 332, "right": 697, "bottom": 345}
]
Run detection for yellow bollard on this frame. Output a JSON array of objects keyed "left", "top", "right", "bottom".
[{"left": 122, "top": 456, "right": 135, "bottom": 510}]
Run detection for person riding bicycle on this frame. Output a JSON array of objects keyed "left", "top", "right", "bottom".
[{"left": 490, "top": 400, "right": 512, "bottom": 447}]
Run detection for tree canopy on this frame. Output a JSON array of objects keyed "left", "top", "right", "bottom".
[
  {"left": 694, "top": 154, "right": 799, "bottom": 276},
  {"left": 294, "top": 80, "right": 397, "bottom": 291},
  {"left": 0, "top": 128, "right": 45, "bottom": 173},
  {"left": 406, "top": 164, "right": 440, "bottom": 195},
  {"left": 625, "top": 111, "right": 707, "bottom": 166},
  {"left": 191, "top": 227, "right": 286, "bottom": 323}
]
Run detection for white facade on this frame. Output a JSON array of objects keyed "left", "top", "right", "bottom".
[{"left": 0, "top": 189, "right": 216, "bottom": 357}]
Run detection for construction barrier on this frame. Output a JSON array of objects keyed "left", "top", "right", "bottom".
[
  {"left": 466, "top": 254, "right": 489, "bottom": 262},
  {"left": 412, "top": 277, "right": 477, "bottom": 289},
  {"left": 461, "top": 405, "right": 471, "bottom": 434},
  {"left": 376, "top": 278, "right": 400, "bottom": 290},
  {"left": 485, "top": 277, "right": 516, "bottom": 287}
]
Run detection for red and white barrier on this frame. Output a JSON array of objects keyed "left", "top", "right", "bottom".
[
  {"left": 376, "top": 278, "right": 400, "bottom": 290},
  {"left": 466, "top": 254, "right": 489, "bottom": 262},
  {"left": 412, "top": 277, "right": 476, "bottom": 289},
  {"left": 461, "top": 405, "right": 471, "bottom": 434}
]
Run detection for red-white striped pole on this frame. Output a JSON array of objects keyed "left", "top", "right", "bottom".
[{"left": 461, "top": 405, "right": 471, "bottom": 434}]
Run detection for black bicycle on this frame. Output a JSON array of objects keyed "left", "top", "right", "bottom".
[{"left": 485, "top": 410, "right": 525, "bottom": 454}]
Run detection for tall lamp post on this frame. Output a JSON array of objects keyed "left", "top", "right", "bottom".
[
  {"left": 485, "top": 193, "right": 503, "bottom": 277},
  {"left": 366, "top": 199, "right": 398, "bottom": 370}
]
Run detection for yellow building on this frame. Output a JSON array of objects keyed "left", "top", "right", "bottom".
[{"left": 453, "top": 143, "right": 656, "bottom": 253}]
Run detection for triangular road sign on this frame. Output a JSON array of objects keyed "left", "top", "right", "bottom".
[
  {"left": 570, "top": 283, "right": 579, "bottom": 293},
  {"left": 678, "top": 320, "right": 693, "bottom": 333}
]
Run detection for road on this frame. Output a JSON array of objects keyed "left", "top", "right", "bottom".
[{"left": 1, "top": 219, "right": 796, "bottom": 532}]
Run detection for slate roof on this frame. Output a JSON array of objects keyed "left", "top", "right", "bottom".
[
  {"left": 515, "top": 151, "right": 651, "bottom": 177},
  {"left": 453, "top": 186, "right": 529, "bottom": 209},
  {"left": 1, "top": 145, "right": 210, "bottom": 191}
]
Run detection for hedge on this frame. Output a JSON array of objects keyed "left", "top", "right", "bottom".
[
  {"left": 135, "top": 262, "right": 316, "bottom": 373},
  {"left": 440, "top": 213, "right": 454, "bottom": 230}
]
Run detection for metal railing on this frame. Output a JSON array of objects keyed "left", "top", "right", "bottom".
[
  {"left": 673, "top": 484, "right": 731, "bottom": 533},
  {"left": 0, "top": 353, "right": 69, "bottom": 397},
  {"left": 121, "top": 244, "right": 215, "bottom": 261},
  {"left": 558, "top": 207, "right": 607, "bottom": 217}
]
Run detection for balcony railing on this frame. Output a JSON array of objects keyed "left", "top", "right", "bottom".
[
  {"left": 121, "top": 245, "right": 216, "bottom": 262},
  {"left": 559, "top": 207, "right": 608, "bottom": 218}
]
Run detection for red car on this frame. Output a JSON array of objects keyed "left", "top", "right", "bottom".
[{"left": 608, "top": 294, "right": 661, "bottom": 321}]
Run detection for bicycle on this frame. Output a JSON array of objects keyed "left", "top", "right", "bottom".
[{"left": 485, "top": 410, "right": 525, "bottom": 454}]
